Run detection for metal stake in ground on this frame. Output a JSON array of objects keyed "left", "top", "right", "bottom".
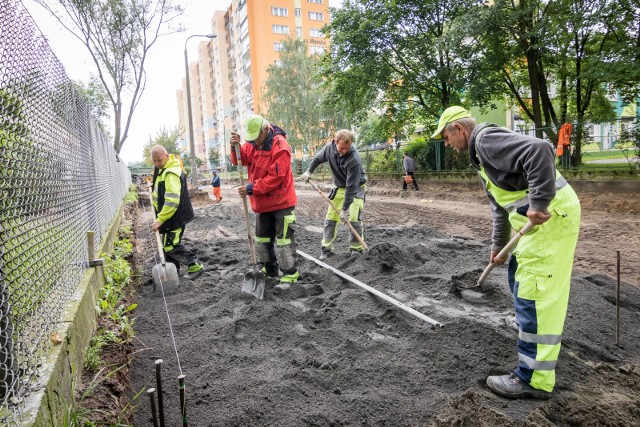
[
  {"left": 307, "top": 179, "right": 368, "bottom": 251},
  {"left": 297, "top": 249, "right": 442, "bottom": 327},
  {"left": 147, "top": 388, "right": 159, "bottom": 427},
  {"left": 155, "top": 359, "right": 166, "bottom": 427},
  {"left": 616, "top": 250, "right": 621, "bottom": 347},
  {"left": 178, "top": 374, "right": 188, "bottom": 427}
]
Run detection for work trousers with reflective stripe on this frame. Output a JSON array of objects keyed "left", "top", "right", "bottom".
[
  {"left": 162, "top": 226, "right": 199, "bottom": 273},
  {"left": 254, "top": 207, "right": 297, "bottom": 276},
  {"left": 507, "top": 185, "right": 581, "bottom": 392},
  {"left": 322, "top": 187, "right": 365, "bottom": 252}
]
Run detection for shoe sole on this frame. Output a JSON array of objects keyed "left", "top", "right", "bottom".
[
  {"left": 486, "top": 379, "right": 551, "bottom": 400},
  {"left": 184, "top": 269, "right": 204, "bottom": 280}
]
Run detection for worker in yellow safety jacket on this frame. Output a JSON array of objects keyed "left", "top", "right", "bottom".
[
  {"left": 432, "top": 106, "right": 581, "bottom": 400},
  {"left": 151, "top": 145, "right": 204, "bottom": 280}
]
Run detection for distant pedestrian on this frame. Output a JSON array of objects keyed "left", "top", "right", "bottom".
[
  {"left": 402, "top": 152, "right": 419, "bottom": 191},
  {"left": 211, "top": 170, "right": 222, "bottom": 205},
  {"left": 432, "top": 106, "right": 581, "bottom": 400}
]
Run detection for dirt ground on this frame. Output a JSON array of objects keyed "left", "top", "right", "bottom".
[{"left": 128, "top": 179, "right": 640, "bottom": 426}]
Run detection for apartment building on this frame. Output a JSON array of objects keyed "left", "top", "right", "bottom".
[{"left": 177, "top": 0, "right": 330, "bottom": 171}]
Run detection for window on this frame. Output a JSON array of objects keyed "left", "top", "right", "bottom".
[
  {"left": 310, "top": 46, "right": 325, "bottom": 55},
  {"left": 309, "top": 28, "right": 322, "bottom": 38},
  {"left": 296, "top": 26, "right": 302, "bottom": 36},
  {"left": 308, "top": 0, "right": 323, "bottom": 3},
  {"left": 308, "top": 12, "right": 324, "bottom": 21},
  {"left": 271, "top": 7, "right": 288, "bottom": 17},
  {"left": 274, "top": 42, "right": 284, "bottom": 52},
  {"left": 295, "top": 8, "right": 301, "bottom": 17},
  {"left": 272, "top": 25, "right": 290, "bottom": 34}
]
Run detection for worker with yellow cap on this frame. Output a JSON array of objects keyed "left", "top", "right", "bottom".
[
  {"left": 432, "top": 106, "right": 581, "bottom": 399},
  {"left": 230, "top": 115, "right": 299, "bottom": 284}
]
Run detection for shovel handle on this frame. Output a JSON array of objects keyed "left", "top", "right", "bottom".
[
  {"left": 477, "top": 221, "right": 535, "bottom": 286},
  {"left": 155, "top": 230, "right": 167, "bottom": 266},
  {"left": 307, "top": 179, "right": 369, "bottom": 251},
  {"left": 148, "top": 187, "right": 168, "bottom": 266},
  {"left": 235, "top": 144, "right": 259, "bottom": 271}
]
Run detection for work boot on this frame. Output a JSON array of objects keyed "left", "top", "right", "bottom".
[
  {"left": 184, "top": 263, "right": 204, "bottom": 280},
  {"left": 280, "top": 270, "right": 299, "bottom": 284},
  {"left": 319, "top": 250, "right": 333, "bottom": 261},
  {"left": 486, "top": 373, "right": 551, "bottom": 400},
  {"left": 350, "top": 249, "right": 363, "bottom": 258},
  {"left": 261, "top": 265, "right": 280, "bottom": 278}
]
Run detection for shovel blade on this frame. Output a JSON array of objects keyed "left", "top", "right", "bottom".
[
  {"left": 152, "top": 262, "right": 180, "bottom": 292},
  {"left": 242, "top": 271, "right": 266, "bottom": 300}
]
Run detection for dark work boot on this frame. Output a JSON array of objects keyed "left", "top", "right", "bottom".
[{"left": 486, "top": 374, "right": 551, "bottom": 400}]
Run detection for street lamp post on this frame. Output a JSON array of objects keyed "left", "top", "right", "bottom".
[{"left": 184, "top": 33, "right": 216, "bottom": 188}]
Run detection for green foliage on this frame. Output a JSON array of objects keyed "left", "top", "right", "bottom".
[
  {"left": 112, "top": 239, "right": 133, "bottom": 258},
  {"left": 61, "top": 363, "right": 143, "bottom": 426},
  {"left": 72, "top": 77, "right": 110, "bottom": 134},
  {"left": 142, "top": 127, "right": 182, "bottom": 167},
  {"left": 32, "top": 0, "right": 184, "bottom": 154},
  {"left": 262, "top": 37, "right": 352, "bottom": 154},
  {"left": 365, "top": 148, "right": 400, "bottom": 172},
  {"left": 208, "top": 146, "right": 220, "bottom": 167},
  {"left": 322, "top": 0, "right": 480, "bottom": 131},
  {"left": 357, "top": 113, "right": 393, "bottom": 147}
]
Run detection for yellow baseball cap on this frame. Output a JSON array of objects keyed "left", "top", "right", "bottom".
[
  {"left": 431, "top": 106, "right": 471, "bottom": 139},
  {"left": 245, "top": 114, "right": 269, "bottom": 141}
]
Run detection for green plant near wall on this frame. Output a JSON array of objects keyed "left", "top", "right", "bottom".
[{"left": 60, "top": 362, "right": 144, "bottom": 426}]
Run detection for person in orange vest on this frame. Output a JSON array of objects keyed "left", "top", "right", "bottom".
[{"left": 211, "top": 170, "right": 222, "bottom": 205}]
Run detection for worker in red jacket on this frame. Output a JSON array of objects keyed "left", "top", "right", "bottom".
[{"left": 230, "top": 115, "right": 299, "bottom": 284}]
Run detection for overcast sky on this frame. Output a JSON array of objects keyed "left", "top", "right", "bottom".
[{"left": 21, "top": 0, "right": 343, "bottom": 164}]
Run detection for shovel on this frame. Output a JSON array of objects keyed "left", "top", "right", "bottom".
[
  {"left": 235, "top": 143, "right": 266, "bottom": 299},
  {"left": 151, "top": 230, "right": 180, "bottom": 292},
  {"left": 306, "top": 179, "right": 368, "bottom": 251},
  {"left": 476, "top": 220, "right": 535, "bottom": 287}
]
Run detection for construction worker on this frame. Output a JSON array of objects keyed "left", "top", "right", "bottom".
[
  {"left": 299, "top": 129, "right": 367, "bottom": 260},
  {"left": 150, "top": 145, "right": 204, "bottom": 280},
  {"left": 432, "top": 106, "right": 581, "bottom": 399},
  {"left": 230, "top": 115, "right": 299, "bottom": 284}
]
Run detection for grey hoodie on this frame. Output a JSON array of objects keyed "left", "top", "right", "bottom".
[
  {"left": 469, "top": 123, "right": 558, "bottom": 251},
  {"left": 307, "top": 141, "right": 367, "bottom": 211}
]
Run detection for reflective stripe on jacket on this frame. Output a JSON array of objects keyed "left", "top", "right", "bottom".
[
  {"left": 230, "top": 124, "right": 297, "bottom": 213},
  {"left": 152, "top": 155, "right": 194, "bottom": 233}
]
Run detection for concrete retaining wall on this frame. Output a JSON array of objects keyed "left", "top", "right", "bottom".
[{"left": 18, "top": 200, "right": 125, "bottom": 426}]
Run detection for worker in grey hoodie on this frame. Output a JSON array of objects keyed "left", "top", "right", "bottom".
[
  {"left": 299, "top": 129, "right": 367, "bottom": 259},
  {"left": 432, "top": 106, "right": 581, "bottom": 400}
]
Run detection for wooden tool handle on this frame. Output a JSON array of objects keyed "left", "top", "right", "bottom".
[
  {"left": 308, "top": 179, "right": 368, "bottom": 251},
  {"left": 235, "top": 144, "right": 259, "bottom": 272},
  {"left": 477, "top": 221, "right": 535, "bottom": 286}
]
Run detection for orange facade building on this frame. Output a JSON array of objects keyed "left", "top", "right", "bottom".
[{"left": 177, "top": 0, "right": 330, "bottom": 172}]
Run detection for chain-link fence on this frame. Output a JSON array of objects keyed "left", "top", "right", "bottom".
[{"left": 1, "top": 1, "right": 131, "bottom": 423}]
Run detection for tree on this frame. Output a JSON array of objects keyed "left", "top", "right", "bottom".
[
  {"left": 142, "top": 127, "right": 181, "bottom": 167},
  {"left": 72, "top": 77, "right": 110, "bottom": 133},
  {"left": 33, "top": 0, "right": 183, "bottom": 154},
  {"left": 322, "top": 0, "right": 485, "bottom": 132},
  {"left": 208, "top": 146, "right": 220, "bottom": 167},
  {"left": 262, "top": 37, "right": 351, "bottom": 155}
]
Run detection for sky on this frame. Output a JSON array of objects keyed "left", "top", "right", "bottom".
[{"left": 22, "top": 0, "right": 343, "bottom": 164}]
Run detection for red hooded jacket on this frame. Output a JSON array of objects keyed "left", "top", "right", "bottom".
[{"left": 230, "top": 124, "right": 297, "bottom": 213}]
